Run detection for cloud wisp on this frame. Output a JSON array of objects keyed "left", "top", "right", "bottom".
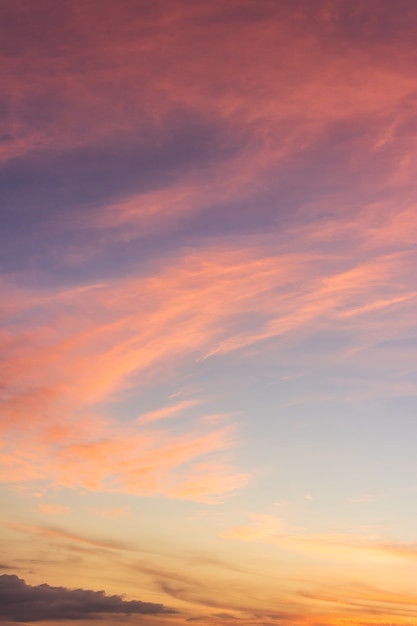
[
  {"left": 226, "top": 513, "right": 417, "bottom": 564},
  {"left": 2, "top": 0, "right": 417, "bottom": 278}
]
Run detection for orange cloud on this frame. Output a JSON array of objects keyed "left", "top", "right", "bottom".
[
  {"left": 225, "top": 513, "right": 417, "bottom": 565},
  {"left": 5, "top": 518, "right": 417, "bottom": 626},
  {"left": 37, "top": 504, "right": 70, "bottom": 515},
  {"left": 90, "top": 506, "right": 132, "bottom": 520}
]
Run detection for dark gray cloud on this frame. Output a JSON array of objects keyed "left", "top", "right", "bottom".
[{"left": 0, "top": 575, "right": 174, "bottom": 622}]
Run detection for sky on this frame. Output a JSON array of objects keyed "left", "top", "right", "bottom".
[{"left": 1, "top": 0, "right": 417, "bottom": 624}]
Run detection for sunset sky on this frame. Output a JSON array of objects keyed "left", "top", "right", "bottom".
[{"left": 1, "top": 1, "right": 417, "bottom": 625}]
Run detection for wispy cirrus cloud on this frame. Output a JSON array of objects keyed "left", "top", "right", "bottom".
[
  {"left": 2, "top": 218, "right": 417, "bottom": 498},
  {"left": 225, "top": 513, "right": 417, "bottom": 564},
  {"left": 298, "top": 581, "right": 417, "bottom": 624}
]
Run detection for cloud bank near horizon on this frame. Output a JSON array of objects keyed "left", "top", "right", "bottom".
[{"left": 0, "top": 575, "right": 173, "bottom": 622}]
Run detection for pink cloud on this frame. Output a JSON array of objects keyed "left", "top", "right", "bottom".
[
  {"left": 2, "top": 219, "right": 417, "bottom": 497},
  {"left": 3, "top": 0, "right": 417, "bottom": 246},
  {"left": 137, "top": 399, "right": 201, "bottom": 425}
]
